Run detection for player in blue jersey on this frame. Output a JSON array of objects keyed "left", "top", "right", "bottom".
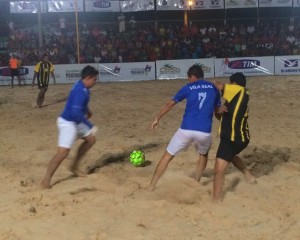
[
  {"left": 147, "top": 65, "right": 222, "bottom": 191},
  {"left": 41, "top": 65, "right": 99, "bottom": 189}
]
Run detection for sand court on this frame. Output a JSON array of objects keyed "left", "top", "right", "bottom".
[{"left": 0, "top": 75, "right": 300, "bottom": 239}]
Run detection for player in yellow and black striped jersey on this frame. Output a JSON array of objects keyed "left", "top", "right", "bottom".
[
  {"left": 212, "top": 73, "right": 256, "bottom": 202},
  {"left": 32, "top": 54, "right": 56, "bottom": 108}
]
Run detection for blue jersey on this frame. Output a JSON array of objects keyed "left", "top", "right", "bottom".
[
  {"left": 60, "top": 80, "right": 93, "bottom": 128},
  {"left": 172, "top": 79, "right": 221, "bottom": 133}
]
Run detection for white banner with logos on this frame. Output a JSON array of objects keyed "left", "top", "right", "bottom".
[
  {"left": 47, "top": 0, "right": 84, "bottom": 12},
  {"left": 215, "top": 57, "right": 274, "bottom": 77},
  {"left": 120, "top": 0, "right": 155, "bottom": 12},
  {"left": 9, "top": 1, "right": 47, "bottom": 13},
  {"left": 99, "top": 62, "right": 155, "bottom": 82},
  {"left": 193, "top": 0, "right": 224, "bottom": 10},
  {"left": 293, "top": 0, "right": 300, "bottom": 6},
  {"left": 259, "top": 0, "right": 292, "bottom": 7},
  {"left": 85, "top": 0, "right": 120, "bottom": 12},
  {"left": 156, "top": 59, "right": 215, "bottom": 79},
  {"left": 0, "top": 65, "right": 34, "bottom": 86},
  {"left": 225, "top": 0, "right": 258, "bottom": 8},
  {"left": 275, "top": 56, "right": 300, "bottom": 75},
  {"left": 54, "top": 64, "right": 98, "bottom": 83}
]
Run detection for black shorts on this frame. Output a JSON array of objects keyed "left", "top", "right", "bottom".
[
  {"left": 11, "top": 68, "right": 19, "bottom": 76},
  {"left": 216, "top": 138, "right": 249, "bottom": 162}
]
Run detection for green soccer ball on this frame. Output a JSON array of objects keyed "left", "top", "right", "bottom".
[{"left": 129, "top": 150, "right": 145, "bottom": 167}]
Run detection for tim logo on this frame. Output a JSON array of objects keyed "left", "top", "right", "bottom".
[
  {"left": 284, "top": 59, "right": 298, "bottom": 67},
  {"left": 228, "top": 60, "right": 260, "bottom": 69},
  {"left": 93, "top": 1, "right": 111, "bottom": 8}
]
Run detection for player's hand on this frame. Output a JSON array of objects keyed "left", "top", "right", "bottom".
[
  {"left": 87, "top": 111, "right": 92, "bottom": 119},
  {"left": 151, "top": 117, "right": 159, "bottom": 130},
  {"left": 218, "top": 105, "right": 228, "bottom": 114}
]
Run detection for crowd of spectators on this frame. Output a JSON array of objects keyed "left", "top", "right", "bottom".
[{"left": 1, "top": 17, "right": 300, "bottom": 66}]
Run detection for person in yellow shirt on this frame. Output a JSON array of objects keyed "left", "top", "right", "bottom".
[
  {"left": 9, "top": 53, "right": 21, "bottom": 88},
  {"left": 31, "top": 54, "right": 56, "bottom": 108}
]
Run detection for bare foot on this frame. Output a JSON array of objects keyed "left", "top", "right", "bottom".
[
  {"left": 144, "top": 185, "right": 155, "bottom": 192},
  {"left": 71, "top": 168, "right": 87, "bottom": 177},
  {"left": 245, "top": 172, "right": 257, "bottom": 184},
  {"left": 41, "top": 180, "right": 51, "bottom": 189}
]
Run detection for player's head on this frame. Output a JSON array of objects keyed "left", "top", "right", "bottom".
[
  {"left": 187, "top": 65, "right": 204, "bottom": 79},
  {"left": 42, "top": 53, "right": 49, "bottom": 62},
  {"left": 81, "top": 65, "right": 99, "bottom": 88},
  {"left": 230, "top": 72, "right": 246, "bottom": 87}
]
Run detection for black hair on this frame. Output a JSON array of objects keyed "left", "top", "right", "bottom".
[
  {"left": 230, "top": 72, "right": 246, "bottom": 87},
  {"left": 81, "top": 65, "right": 99, "bottom": 79},
  {"left": 187, "top": 65, "right": 204, "bottom": 79}
]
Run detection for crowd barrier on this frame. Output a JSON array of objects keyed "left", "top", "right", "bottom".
[{"left": 0, "top": 56, "right": 300, "bottom": 85}]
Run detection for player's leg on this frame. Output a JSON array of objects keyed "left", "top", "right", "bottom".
[
  {"left": 41, "top": 147, "right": 70, "bottom": 188},
  {"left": 213, "top": 157, "right": 230, "bottom": 202},
  {"left": 194, "top": 131, "right": 211, "bottom": 182},
  {"left": 41, "top": 118, "right": 77, "bottom": 188},
  {"left": 10, "top": 75, "right": 14, "bottom": 88},
  {"left": 232, "top": 155, "right": 256, "bottom": 183},
  {"left": 147, "top": 151, "right": 175, "bottom": 191},
  {"left": 37, "top": 87, "right": 47, "bottom": 107},
  {"left": 70, "top": 134, "right": 96, "bottom": 177}
]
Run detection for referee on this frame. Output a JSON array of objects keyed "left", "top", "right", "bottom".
[{"left": 32, "top": 54, "right": 56, "bottom": 108}]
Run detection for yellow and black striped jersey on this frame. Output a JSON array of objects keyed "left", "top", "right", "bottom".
[
  {"left": 219, "top": 84, "right": 250, "bottom": 143},
  {"left": 34, "top": 61, "right": 54, "bottom": 88}
]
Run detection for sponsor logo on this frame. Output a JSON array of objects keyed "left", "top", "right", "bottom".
[
  {"left": 211, "top": 0, "right": 220, "bottom": 5},
  {"left": 244, "top": 0, "right": 257, "bottom": 6},
  {"left": 0, "top": 67, "right": 29, "bottom": 77},
  {"left": 227, "top": 0, "right": 239, "bottom": 6},
  {"left": 259, "top": 0, "right": 272, "bottom": 3},
  {"left": 130, "top": 65, "right": 152, "bottom": 75},
  {"left": 66, "top": 70, "right": 81, "bottom": 79},
  {"left": 160, "top": 64, "right": 180, "bottom": 74},
  {"left": 284, "top": 59, "right": 298, "bottom": 67},
  {"left": 195, "top": 63, "right": 211, "bottom": 73},
  {"left": 99, "top": 66, "right": 120, "bottom": 76},
  {"left": 93, "top": 1, "right": 111, "bottom": 8},
  {"left": 228, "top": 59, "right": 260, "bottom": 69}
]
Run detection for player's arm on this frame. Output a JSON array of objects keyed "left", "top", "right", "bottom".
[
  {"left": 32, "top": 72, "right": 37, "bottom": 86},
  {"left": 214, "top": 105, "right": 228, "bottom": 120},
  {"left": 151, "top": 99, "right": 176, "bottom": 130},
  {"left": 212, "top": 80, "right": 225, "bottom": 91},
  {"left": 51, "top": 72, "right": 56, "bottom": 84}
]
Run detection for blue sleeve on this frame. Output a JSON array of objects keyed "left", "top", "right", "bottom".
[
  {"left": 82, "top": 118, "right": 93, "bottom": 128},
  {"left": 172, "top": 86, "right": 188, "bottom": 103}
]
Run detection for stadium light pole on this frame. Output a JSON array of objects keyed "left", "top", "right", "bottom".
[
  {"left": 184, "top": 0, "right": 193, "bottom": 27},
  {"left": 74, "top": 0, "right": 80, "bottom": 63}
]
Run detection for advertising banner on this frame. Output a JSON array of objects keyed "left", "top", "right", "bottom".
[
  {"left": 259, "top": 0, "right": 292, "bottom": 7},
  {"left": 156, "top": 59, "right": 215, "bottom": 79},
  {"left": 0, "top": 65, "right": 34, "bottom": 86},
  {"left": 156, "top": 0, "right": 188, "bottom": 10},
  {"left": 225, "top": 0, "right": 258, "bottom": 8},
  {"left": 85, "top": 0, "right": 120, "bottom": 12},
  {"left": 215, "top": 57, "right": 274, "bottom": 77},
  {"left": 120, "top": 0, "right": 155, "bottom": 12},
  {"left": 9, "top": 1, "right": 47, "bottom": 13},
  {"left": 99, "top": 62, "right": 156, "bottom": 82},
  {"left": 275, "top": 56, "right": 300, "bottom": 75},
  {"left": 193, "top": 0, "right": 224, "bottom": 10},
  {"left": 47, "top": 0, "right": 84, "bottom": 12},
  {"left": 293, "top": 0, "right": 300, "bottom": 6}
]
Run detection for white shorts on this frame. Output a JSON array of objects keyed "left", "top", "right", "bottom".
[
  {"left": 57, "top": 117, "right": 94, "bottom": 148},
  {"left": 167, "top": 128, "right": 211, "bottom": 156}
]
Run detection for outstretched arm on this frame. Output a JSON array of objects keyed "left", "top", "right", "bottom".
[
  {"left": 151, "top": 99, "right": 177, "bottom": 130},
  {"left": 212, "top": 80, "right": 225, "bottom": 91}
]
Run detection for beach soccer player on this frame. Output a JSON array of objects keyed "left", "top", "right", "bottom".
[
  {"left": 147, "top": 65, "right": 221, "bottom": 191},
  {"left": 212, "top": 72, "right": 256, "bottom": 202},
  {"left": 41, "top": 65, "right": 99, "bottom": 189}
]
